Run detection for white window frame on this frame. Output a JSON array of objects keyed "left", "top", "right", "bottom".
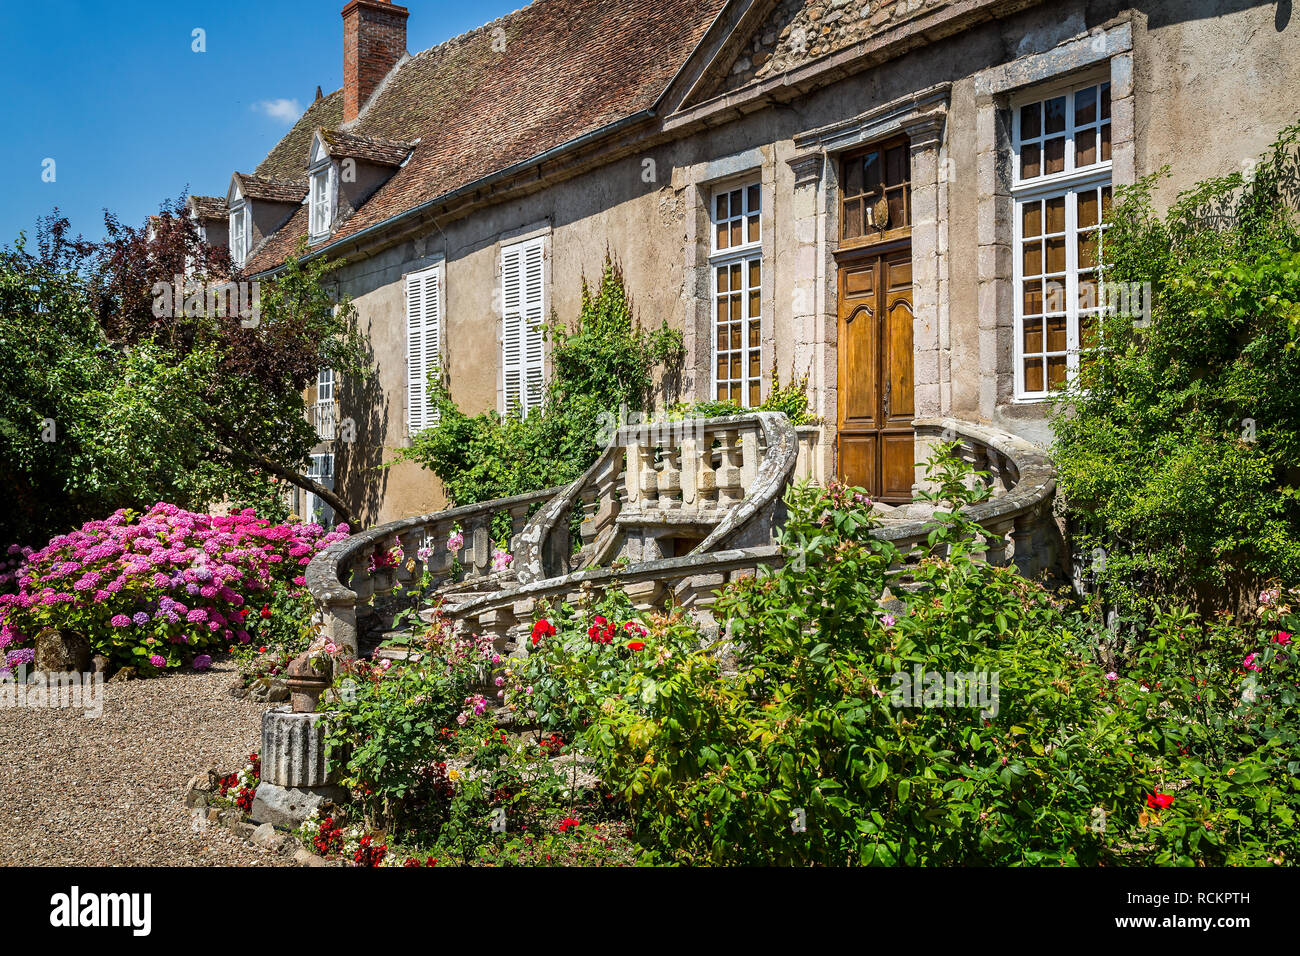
[
  {"left": 405, "top": 262, "right": 444, "bottom": 435},
  {"left": 1011, "top": 75, "right": 1112, "bottom": 401},
  {"left": 229, "top": 202, "right": 249, "bottom": 268},
  {"left": 308, "top": 163, "right": 333, "bottom": 242},
  {"left": 500, "top": 236, "right": 547, "bottom": 417},
  {"left": 708, "top": 179, "right": 763, "bottom": 407},
  {"left": 315, "top": 368, "right": 335, "bottom": 440},
  {"left": 304, "top": 452, "right": 335, "bottom": 528}
]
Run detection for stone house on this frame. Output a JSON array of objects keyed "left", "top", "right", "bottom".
[{"left": 196, "top": 0, "right": 1300, "bottom": 527}]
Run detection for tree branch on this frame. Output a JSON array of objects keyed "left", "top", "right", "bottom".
[{"left": 223, "top": 447, "right": 361, "bottom": 530}]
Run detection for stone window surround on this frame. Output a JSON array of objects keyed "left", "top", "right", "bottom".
[
  {"left": 973, "top": 20, "right": 1135, "bottom": 425},
  {"left": 492, "top": 221, "right": 552, "bottom": 417},
  {"left": 682, "top": 147, "right": 777, "bottom": 406},
  {"left": 784, "top": 82, "right": 953, "bottom": 486}
]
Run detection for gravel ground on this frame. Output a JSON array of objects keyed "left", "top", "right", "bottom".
[{"left": 0, "top": 663, "right": 291, "bottom": 866}]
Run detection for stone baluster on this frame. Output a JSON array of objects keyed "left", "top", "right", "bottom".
[
  {"left": 394, "top": 534, "right": 416, "bottom": 584},
  {"left": 350, "top": 555, "right": 374, "bottom": 605},
  {"left": 980, "top": 518, "right": 1015, "bottom": 566},
  {"left": 1010, "top": 510, "right": 1043, "bottom": 577},
  {"left": 739, "top": 424, "right": 760, "bottom": 494},
  {"left": 716, "top": 429, "right": 744, "bottom": 506},
  {"left": 638, "top": 442, "right": 661, "bottom": 511},
  {"left": 578, "top": 481, "right": 601, "bottom": 547},
  {"left": 624, "top": 436, "right": 644, "bottom": 511},
  {"left": 428, "top": 523, "right": 454, "bottom": 577},
  {"left": 679, "top": 422, "right": 700, "bottom": 511},
  {"left": 508, "top": 502, "right": 532, "bottom": 556},
  {"left": 659, "top": 443, "right": 682, "bottom": 510},
  {"left": 467, "top": 514, "right": 492, "bottom": 579},
  {"left": 696, "top": 429, "right": 719, "bottom": 508}
]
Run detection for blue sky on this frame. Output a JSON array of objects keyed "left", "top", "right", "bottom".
[{"left": 0, "top": 0, "right": 522, "bottom": 245}]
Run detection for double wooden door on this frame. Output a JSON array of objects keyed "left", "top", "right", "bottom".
[{"left": 837, "top": 244, "right": 915, "bottom": 502}]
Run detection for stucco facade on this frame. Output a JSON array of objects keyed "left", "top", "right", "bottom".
[{"left": 260, "top": 0, "right": 1299, "bottom": 527}]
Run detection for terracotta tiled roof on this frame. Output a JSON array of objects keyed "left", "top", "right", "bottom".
[
  {"left": 243, "top": 0, "right": 726, "bottom": 273},
  {"left": 257, "top": 91, "right": 345, "bottom": 181},
  {"left": 188, "top": 195, "right": 228, "bottom": 221},
  {"left": 319, "top": 128, "right": 414, "bottom": 166},
  {"left": 233, "top": 173, "right": 308, "bottom": 205}
]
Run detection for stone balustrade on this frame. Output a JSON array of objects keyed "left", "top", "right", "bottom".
[
  {"left": 304, "top": 486, "right": 564, "bottom": 655},
  {"left": 306, "top": 413, "right": 1060, "bottom": 658},
  {"left": 514, "top": 411, "right": 799, "bottom": 584}
]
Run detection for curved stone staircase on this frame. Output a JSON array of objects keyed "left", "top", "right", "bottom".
[{"left": 305, "top": 413, "right": 1062, "bottom": 660}]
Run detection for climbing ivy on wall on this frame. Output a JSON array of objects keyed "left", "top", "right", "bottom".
[
  {"left": 396, "top": 253, "right": 684, "bottom": 510},
  {"left": 1052, "top": 123, "right": 1300, "bottom": 617}
]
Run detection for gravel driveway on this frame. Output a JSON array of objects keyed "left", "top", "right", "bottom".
[{"left": 0, "top": 663, "right": 290, "bottom": 866}]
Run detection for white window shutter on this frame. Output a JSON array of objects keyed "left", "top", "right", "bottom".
[
  {"left": 501, "top": 244, "right": 524, "bottom": 415},
  {"left": 421, "top": 268, "right": 441, "bottom": 424},
  {"left": 501, "top": 237, "right": 545, "bottom": 416},
  {"left": 406, "top": 265, "right": 444, "bottom": 434},
  {"left": 406, "top": 271, "right": 425, "bottom": 435},
  {"left": 523, "top": 240, "right": 546, "bottom": 413}
]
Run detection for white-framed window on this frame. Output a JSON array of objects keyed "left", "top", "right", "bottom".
[
  {"left": 304, "top": 452, "right": 335, "bottom": 527},
  {"left": 230, "top": 203, "right": 248, "bottom": 268},
  {"left": 315, "top": 368, "right": 335, "bottom": 440},
  {"left": 405, "top": 263, "right": 443, "bottom": 435},
  {"left": 1012, "top": 76, "right": 1112, "bottom": 399},
  {"left": 709, "top": 181, "right": 763, "bottom": 407},
  {"left": 309, "top": 164, "right": 333, "bottom": 241},
  {"left": 500, "top": 236, "right": 546, "bottom": 416}
]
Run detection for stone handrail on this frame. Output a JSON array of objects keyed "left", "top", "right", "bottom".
[
  {"left": 907, "top": 417, "right": 1059, "bottom": 575},
  {"left": 452, "top": 416, "right": 1058, "bottom": 647},
  {"left": 306, "top": 485, "right": 564, "bottom": 654},
  {"left": 515, "top": 412, "right": 799, "bottom": 584},
  {"left": 308, "top": 414, "right": 1059, "bottom": 656}
]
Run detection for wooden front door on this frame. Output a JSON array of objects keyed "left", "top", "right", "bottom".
[{"left": 837, "top": 245, "right": 915, "bottom": 501}]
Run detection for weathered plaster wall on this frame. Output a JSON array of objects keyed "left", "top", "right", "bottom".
[{"left": 321, "top": 0, "right": 1298, "bottom": 527}]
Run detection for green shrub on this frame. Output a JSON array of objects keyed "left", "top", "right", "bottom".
[
  {"left": 576, "top": 449, "right": 1147, "bottom": 864},
  {"left": 396, "top": 254, "right": 683, "bottom": 513},
  {"left": 1052, "top": 124, "right": 1300, "bottom": 616},
  {"left": 670, "top": 365, "right": 817, "bottom": 426},
  {"left": 1113, "top": 596, "right": 1300, "bottom": 865}
]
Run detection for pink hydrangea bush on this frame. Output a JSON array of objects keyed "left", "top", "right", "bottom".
[{"left": 0, "top": 504, "right": 349, "bottom": 675}]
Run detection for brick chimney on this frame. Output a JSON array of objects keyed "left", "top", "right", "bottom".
[{"left": 342, "top": 0, "right": 409, "bottom": 123}]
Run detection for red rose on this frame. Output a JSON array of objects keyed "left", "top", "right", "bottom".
[
  {"left": 531, "top": 619, "right": 555, "bottom": 646},
  {"left": 1274, "top": 631, "right": 1292, "bottom": 645},
  {"left": 1147, "top": 792, "right": 1174, "bottom": 810},
  {"left": 260, "top": 605, "right": 272, "bottom": 619},
  {"left": 628, "top": 641, "right": 646, "bottom": 651}
]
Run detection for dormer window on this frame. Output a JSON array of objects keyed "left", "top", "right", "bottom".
[
  {"left": 230, "top": 202, "right": 248, "bottom": 268},
  {"left": 309, "top": 164, "right": 333, "bottom": 241}
]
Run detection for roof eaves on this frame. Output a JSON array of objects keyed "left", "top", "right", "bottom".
[{"left": 250, "top": 107, "right": 656, "bottom": 279}]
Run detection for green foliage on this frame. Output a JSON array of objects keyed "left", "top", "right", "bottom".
[
  {"left": 577, "top": 448, "right": 1144, "bottom": 864},
  {"left": 1111, "top": 597, "right": 1300, "bottom": 865},
  {"left": 670, "top": 366, "right": 817, "bottom": 426},
  {"left": 319, "top": 448, "right": 1300, "bottom": 865},
  {"left": 0, "top": 217, "right": 368, "bottom": 545},
  {"left": 396, "top": 253, "right": 684, "bottom": 509},
  {"left": 1052, "top": 123, "right": 1300, "bottom": 615}
]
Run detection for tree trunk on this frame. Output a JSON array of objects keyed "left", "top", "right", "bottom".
[{"left": 224, "top": 448, "right": 361, "bottom": 529}]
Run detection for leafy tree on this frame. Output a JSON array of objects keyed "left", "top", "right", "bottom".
[
  {"left": 1052, "top": 123, "right": 1300, "bottom": 618},
  {"left": 0, "top": 201, "right": 370, "bottom": 546}
]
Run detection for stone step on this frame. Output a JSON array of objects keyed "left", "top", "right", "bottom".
[{"left": 374, "top": 646, "right": 424, "bottom": 662}]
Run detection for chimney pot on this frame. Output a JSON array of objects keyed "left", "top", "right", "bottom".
[{"left": 342, "top": 0, "right": 409, "bottom": 124}]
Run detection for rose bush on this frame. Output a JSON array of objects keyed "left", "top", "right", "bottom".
[{"left": 0, "top": 503, "right": 348, "bottom": 673}]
